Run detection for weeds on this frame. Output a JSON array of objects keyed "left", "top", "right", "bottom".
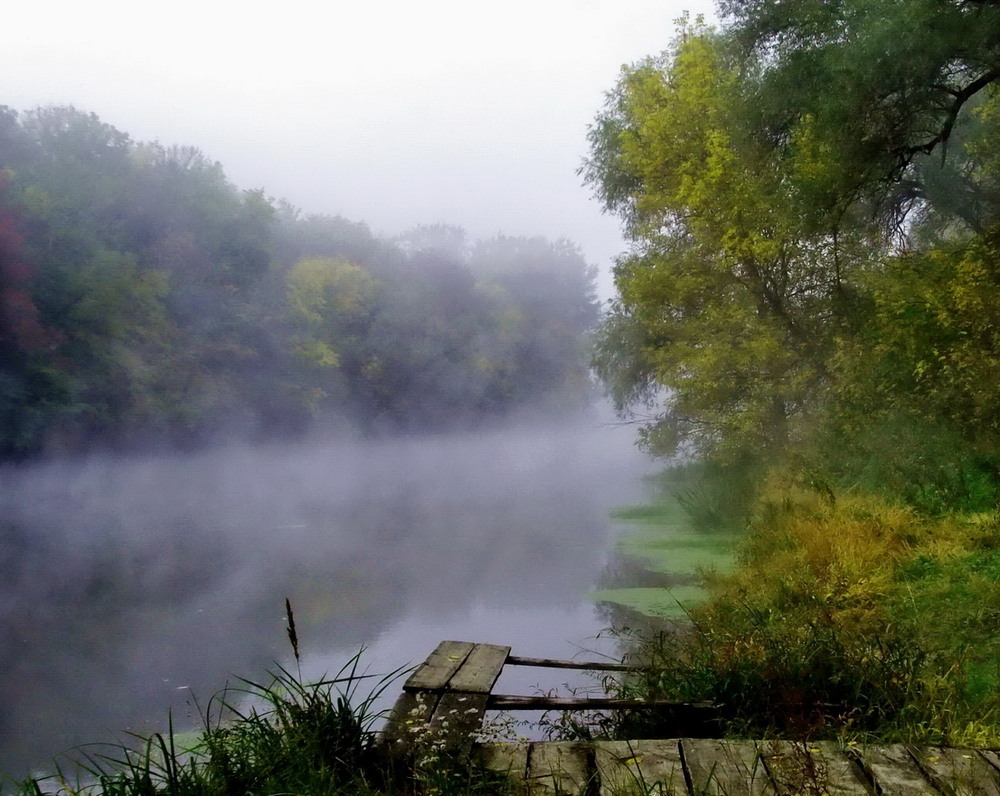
[
  {"left": 9, "top": 602, "right": 516, "bottom": 796},
  {"left": 15, "top": 650, "right": 400, "bottom": 796}
]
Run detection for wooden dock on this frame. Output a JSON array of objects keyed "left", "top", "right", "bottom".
[
  {"left": 382, "top": 640, "right": 716, "bottom": 755},
  {"left": 382, "top": 641, "right": 1000, "bottom": 795}
]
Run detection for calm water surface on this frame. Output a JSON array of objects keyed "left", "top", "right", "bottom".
[{"left": 0, "top": 408, "right": 656, "bottom": 776}]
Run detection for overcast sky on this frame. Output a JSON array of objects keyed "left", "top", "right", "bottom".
[{"left": 2, "top": 0, "right": 715, "bottom": 297}]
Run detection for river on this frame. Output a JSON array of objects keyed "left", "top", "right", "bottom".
[{"left": 0, "top": 407, "right": 657, "bottom": 777}]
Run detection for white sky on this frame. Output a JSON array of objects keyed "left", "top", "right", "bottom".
[{"left": 1, "top": 0, "right": 716, "bottom": 298}]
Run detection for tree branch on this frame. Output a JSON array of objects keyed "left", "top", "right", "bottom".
[{"left": 894, "top": 67, "right": 1000, "bottom": 173}]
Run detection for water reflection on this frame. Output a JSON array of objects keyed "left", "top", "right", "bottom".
[{"left": 0, "top": 409, "right": 654, "bottom": 775}]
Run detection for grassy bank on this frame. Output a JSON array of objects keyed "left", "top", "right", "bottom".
[{"left": 609, "top": 465, "right": 1000, "bottom": 746}]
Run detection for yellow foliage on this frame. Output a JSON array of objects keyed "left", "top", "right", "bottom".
[
  {"left": 285, "top": 256, "right": 377, "bottom": 370},
  {"left": 595, "top": 24, "right": 846, "bottom": 459},
  {"left": 286, "top": 256, "right": 375, "bottom": 325},
  {"left": 718, "top": 480, "right": 919, "bottom": 622}
]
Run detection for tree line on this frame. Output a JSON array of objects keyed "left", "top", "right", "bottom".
[
  {"left": 0, "top": 106, "right": 599, "bottom": 459},
  {"left": 588, "top": 1, "right": 1000, "bottom": 510}
]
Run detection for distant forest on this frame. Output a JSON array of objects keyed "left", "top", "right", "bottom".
[{"left": 0, "top": 106, "right": 600, "bottom": 459}]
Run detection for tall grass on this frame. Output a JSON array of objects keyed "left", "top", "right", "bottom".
[
  {"left": 9, "top": 603, "right": 515, "bottom": 796},
  {"left": 13, "top": 649, "right": 402, "bottom": 796},
  {"left": 609, "top": 472, "right": 1000, "bottom": 746}
]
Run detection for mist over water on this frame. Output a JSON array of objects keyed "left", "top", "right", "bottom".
[{"left": 0, "top": 406, "right": 655, "bottom": 775}]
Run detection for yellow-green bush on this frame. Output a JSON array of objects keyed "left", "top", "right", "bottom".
[{"left": 624, "top": 473, "right": 1000, "bottom": 745}]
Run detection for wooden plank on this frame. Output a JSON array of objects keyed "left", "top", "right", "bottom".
[
  {"left": 448, "top": 643, "right": 511, "bottom": 694},
  {"left": 379, "top": 690, "right": 441, "bottom": 750},
  {"left": 761, "top": 741, "right": 870, "bottom": 795},
  {"left": 909, "top": 746, "right": 1000, "bottom": 795},
  {"left": 403, "top": 640, "right": 476, "bottom": 692},
  {"left": 683, "top": 739, "right": 774, "bottom": 795},
  {"left": 980, "top": 749, "right": 1000, "bottom": 775},
  {"left": 594, "top": 739, "right": 687, "bottom": 796},
  {"left": 527, "top": 741, "right": 593, "bottom": 796},
  {"left": 848, "top": 744, "right": 937, "bottom": 794},
  {"left": 506, "top": 654, "right": 641, "bottom": 672},
  {"left": 473, "top": 742, "right": 531, "bottom": 779},
  {"left": 811, "top": 742, "right": 873, "bottom": 794},
  {"left": 426, "top": 691, "right": 492, "bottom": 755},
  {"left": 487, "top": 694, "right": 715, "bottom": 711}
]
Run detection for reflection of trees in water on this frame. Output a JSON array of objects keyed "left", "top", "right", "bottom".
[
  {"left": 592, "top": 548, "right": 699, "bottom": 666},
  {"left": 592, "top": 600, "right": 683, "bottom": 645},
  {"left": 598, "top": 552, "right": 701, "bottom": 590}
]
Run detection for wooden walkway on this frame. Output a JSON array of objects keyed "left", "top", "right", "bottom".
[
  {"left": 382, "top": 641, "right": 1000, "bottom": 795},
  {"left": 474, "top": 739, "right": 1000, "bottom": 795}
]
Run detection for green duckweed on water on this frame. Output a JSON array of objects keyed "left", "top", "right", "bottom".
[{"left": 588, "top": 483, "right": 740, "bottom": 620}]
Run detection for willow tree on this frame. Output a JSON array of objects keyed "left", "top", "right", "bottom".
[
  {"left": 586, "top": 24, "right": 871, "bottom": 459},
  {"left": 721, "top": 0, "right": 1000, "bottom": 232}
]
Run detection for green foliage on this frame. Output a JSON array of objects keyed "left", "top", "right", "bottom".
[
  {"left": 286, "top": 256, "right": 377, "bottom": 384},
  {"left": 10, "top": 650, "right": 522, "bottom": 796},
  {"left": 814, "top": 415, "right": 1000, "bottom": 516},
  {"left": 11, "top": 653, "right": 392, "bottom": 795},
  {"left": 587, "top": 4, "right": 1000, "bottom": 472},
  {"left": 813, "top": 228, "right": 1000, "bottom": 514},
  {"left": 831, "top": 232, "right": 1000, "bottom": 441},
  {"left": 0, "top": 105, "right": 600, "bottom": 457},
  {"left": 614, "top": 481, "right": 1000, "bottom": 745},
  {"left": 621, "top": 615, "right": 926, "bottom": 741},
  {"left": 586, "top": 24, "right": 863, "bottom": 460},
  {"left": 590, "top": 0, "right": 1000, "bottom": 748},
  {"left": 721, "top": 0, "right": 1000, "bottom": 222}
]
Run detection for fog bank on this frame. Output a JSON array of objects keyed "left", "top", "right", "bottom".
[{"left": 0, "top": 406, "right": 654, "bottom": 774}]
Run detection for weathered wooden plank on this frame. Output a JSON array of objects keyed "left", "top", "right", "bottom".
[
  {"left": 474, "top": 742, "right": 532, "bottom": 794},
  {"left": 426, "top": 691, "right": 492, "bottom": 755},
  {"left": 469, "top": 738, "right": 1000, "bottom": 796},
  {"left": 979, "top": 749, "right": 1000, "bottom": 776},
  {"left": 527, "top": 742, "right": 593, "bottom": 796},
  {"left": 506, "top": 654, "right": 641, "bottom": 672},
  {"left": 909, "top": 746, "right": 1000, "bottom": 795},
  {"left": 379, "top": 690, "right": 441, "bottom": 750},
  {"left": 594, "top": 739, "right": 687, "bottom": 796},
  {"left": 848, "top": 743, "right": 937, "bottom": 794},
  {"left": 448, "top": 643, "right": 511, "bottom": 694},
  {"left": 811, "top": 742, "right": 873, "bottom": 794},
  {"left": 761, "top": 741, "right": 870, "bottom": 795},
  {"left": 487, "top": 694, "right": 715, "bottom": 711},
  {"left": 403, "top": 640, "right": 476, "bottom": 692},
  {"left": 683, "top": 739, "right": 774, "bottom": 795},
  {"left": 473, "top": 742, "right": 531, "bottom": 779}
]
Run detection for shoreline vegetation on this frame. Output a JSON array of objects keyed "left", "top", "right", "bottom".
[
  {"left": 594, "top": 462, "right": 1000, "bottom": 748},
  {"left": 578, "top": 0, "right": 1000, "bottom": 766},
  {"left": 16, "top": 456, "right": 1000, "bottom": 795}
]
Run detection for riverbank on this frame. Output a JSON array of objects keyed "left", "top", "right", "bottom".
[
  {"left": 5, "top": 656, "right": 508, "bottom": 796},
  {"left": 602, "top": 464, "right": 1000, "bottom": 747}
]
